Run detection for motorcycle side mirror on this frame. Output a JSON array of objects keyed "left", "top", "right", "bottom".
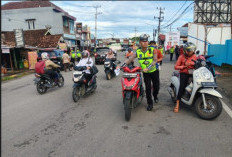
[{"left": 196, "top": 50, "right": 200, "bottom": 55}]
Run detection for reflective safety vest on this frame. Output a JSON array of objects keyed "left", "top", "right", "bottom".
[
  {"left": 159, "top": 48, "right": 164, "bottom": 55},
  {"left": 136, "top": 47, "right": 157, "bottom": 73},
  {"left": 170, "top": 48, "right": 174, "bottom": 54},
  {"left": 76, "top": 50, "right": 81, "bottom": 58},
  {"left": 71, "top": 50, "right": 76, "bottom": 58}
]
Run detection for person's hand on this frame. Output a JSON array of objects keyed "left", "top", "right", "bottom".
[
  {"left": 87, "top": 66, "right": 91, "bottom": 70},
  {"left": 143, "top": 68, "right": 149, "bottom": 72}
]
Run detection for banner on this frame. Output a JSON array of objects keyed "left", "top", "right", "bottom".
[
  {"left": 165, "top": 32, "right": 180, "bottom": 50},
  {"left": 2, "top": 48, "right": 10, "bottom": 54},
  {"left": 59, "top": 43, "right": 67, "bottom": 51},
  {"left": 28, "top": 51, "right": 38, "bottom": 69}
]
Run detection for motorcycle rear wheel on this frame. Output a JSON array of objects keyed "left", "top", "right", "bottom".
[
  {"left": 195, "top": 94, "right": 222, "bottom": 120},
  {"left": 72, "top": 87, "right": 81, "bottom": 102},
  {"left": 36, "top": 80, "right": 47, "bottom": 94},
  {"left": 57, "top": 75, "right": 64, "bottom": 87}
]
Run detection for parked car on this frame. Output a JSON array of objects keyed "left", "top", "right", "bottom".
[
  {"left": 94, "top": 47, "right": 110, "bottom": 64},
  {"left": 37, "top": 49, "right": 65, "bottom": 70}
]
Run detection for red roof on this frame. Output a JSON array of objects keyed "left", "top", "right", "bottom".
[
  {"left": 1, "top": 29, "right": 62, "bottom": 48},
  {"left": 1, "top": 1, "right": 76, "bottom": 21},
  {"left": 182, "top": 23, "right": 188, "bottom": 27}
]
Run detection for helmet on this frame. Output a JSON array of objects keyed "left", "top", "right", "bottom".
[
  {"left": 41, "top": 52, "right": 49, "bottom": 60},
  {"left": 128, "top": 47, "right": 133, "bottom": 51},
  {"left": 139, "top": 34, "right": 150, "bottom": 42},
  {"left": 82, "top": 50, "right": 89, "bottom": 58},
  {"left": 184, "top": 42, "right": 196, "bottom": 52}
]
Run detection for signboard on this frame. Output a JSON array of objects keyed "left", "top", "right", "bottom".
[
  {"left": 76, "top": 23, "right": 82, "bottom": 33},
  {"left": 58, "top": 43, "right": 67, "bottom": 51},
  {"left": 28, "top": 51, "right": 38, "bottom": 69},
  {"left": 2, "top": 48, "right": 10, "bottom": 54},
  {"left": 165, "top": 32, "right": 180, "bottom": 50},
  {"left": 14, "top": 29, "right": 25, "bottom": 47}
]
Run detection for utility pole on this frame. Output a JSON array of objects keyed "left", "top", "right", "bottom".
[
  {"left": 134, "top": 27, "right": 137, "bottom": 42},
  {"left": 93, "top": 5, "right": 102, "bottom": 48},
  {"left": 154, "top": 7, "right": 164, "bottom": 44}
]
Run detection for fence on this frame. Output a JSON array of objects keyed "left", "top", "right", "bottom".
[{"left": 208, "top": 39, "right": 232, "bottom": 66}]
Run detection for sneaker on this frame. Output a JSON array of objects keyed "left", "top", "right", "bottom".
[{"left": 147, "top": 104, "right": 153, "bottom": 111}]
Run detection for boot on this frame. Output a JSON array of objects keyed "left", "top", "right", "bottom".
[
  {"left": 147, "top": 104, "right": 153, "bottom": 111},
  {"left": 174, "top": 100, "right": 180, "bottom": 113}
]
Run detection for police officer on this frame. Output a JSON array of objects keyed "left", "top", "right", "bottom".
[{"left": 121, "top": 34, "right": 159, "bottom": 111}]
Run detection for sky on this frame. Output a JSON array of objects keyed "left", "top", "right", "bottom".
[{"left": 1, "top": 0, "right": 194, "bottom": 39}]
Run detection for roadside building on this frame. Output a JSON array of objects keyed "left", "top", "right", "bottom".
[{"left": 1, "top": 1, "right": 77, "bottom": 47}]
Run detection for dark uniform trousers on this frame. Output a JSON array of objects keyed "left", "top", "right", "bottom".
[{"left": 143, "top": 70, "right": 160, "bottom": 105}]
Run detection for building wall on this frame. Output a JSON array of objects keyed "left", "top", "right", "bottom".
[
  {"left": 1, "top": 7, "right": 64, "bottom": 34},
  {"left": 188, "top": 23, "right": 231, "bottom": 54}
]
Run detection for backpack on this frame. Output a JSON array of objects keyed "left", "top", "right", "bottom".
[
  {"left": 87, "top": 57, "right": 98, "bottom": 75},
  {"left": 35, "top": 60, "right": 45, "bottom": 74}
]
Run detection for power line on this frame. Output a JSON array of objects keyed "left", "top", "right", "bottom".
[
  {"left": 161, "top": 2, "right": 194, "bottom": 29},
  {"left": 161, "top": 0, "right": 187, "bottom": 27}
]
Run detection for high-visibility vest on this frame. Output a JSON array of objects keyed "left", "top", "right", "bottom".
[
  {"left": 71, "top": 50, "right": 76, "bottom": 58},
  {"left": 170, "top": 48, "right": 174, "bottom": 53},
  {"left": 159, "top": 48, "right": 164, "bottom": 55},
  {"left": 136, "top": 47, "right": 157, "bottom": 73}
]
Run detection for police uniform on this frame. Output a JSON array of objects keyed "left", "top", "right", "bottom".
[{"left": 136, "top": 46, "right": 159, "bottom": 109}]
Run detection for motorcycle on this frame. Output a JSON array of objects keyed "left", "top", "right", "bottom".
[
  {"left": 104, "top": 58, "right": 121, "bottom": 80},
  {"left": 33, "top": 68, "right": 64, "bottom": 94},
  {"left": 121, "top": 65, "right": 145, "bottom": 121},
  {"left": 196, "top": 51, "right": 216, "bottom": 81},
  {"left": 167, "top": 58, "right": 222, "bottom": 120},
  {"left": 72, "top": 66, "right": 97, "bottom": 102}
]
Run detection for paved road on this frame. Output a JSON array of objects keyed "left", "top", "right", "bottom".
[{"left": 2, "top": 52, "right": 232, "bottom": 157}]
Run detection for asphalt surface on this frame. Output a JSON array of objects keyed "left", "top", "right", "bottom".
[{"left": 2, "top": 52, "right": 232, "bottom": 157}]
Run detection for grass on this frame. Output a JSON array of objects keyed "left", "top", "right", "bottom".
[{"left": 1, "top": 72, "right": 33, "bottom": 82}]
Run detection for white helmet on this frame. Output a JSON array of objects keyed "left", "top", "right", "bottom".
[{"left": 41, "top": 52, "right": 49, "bottom": 60}]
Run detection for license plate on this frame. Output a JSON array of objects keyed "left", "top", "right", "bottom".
[{"left": 201, "top": 82, "right": 217, "bottom": 87}]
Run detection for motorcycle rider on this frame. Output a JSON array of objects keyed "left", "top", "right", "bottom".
[
  {"left": 174, "top": 42, "right": 197, "bottom": 113},
  {"left": 106, "top": 49, "right": 117, "bottom": 71},
  {"left": 125, "top": 47, "right": 134, "bottom": 66},
  {"left": 75, "top": 50, "right": 94, "bottom": 84},
  {"left": 121, "top": 34, "right": 159, "bottom": 111},
  {"left": 41, "top": 52, "right": 60, "bottom": 83}
]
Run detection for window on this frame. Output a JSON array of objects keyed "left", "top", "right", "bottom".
[
  {"left": 25, "top": 19, "right": 36, "bottom": 30},
  {"left": 69, "top": 20, "right": 74, "bottom": 34}
]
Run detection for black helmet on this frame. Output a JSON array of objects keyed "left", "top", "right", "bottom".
[
  {"left": 139, "top": 34, "right": 150, "bottom": 42},
  {"left": 184, "top": 42, "right": 196, "bottom": 52},
  {"left": 82, "top": 50, "right": 89, "bottom": 58}
]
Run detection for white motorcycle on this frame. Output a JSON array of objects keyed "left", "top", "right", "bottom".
[{"left": 168, "top": 59, "right": 222, "bottom": 120}]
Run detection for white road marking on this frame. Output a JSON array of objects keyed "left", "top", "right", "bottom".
[{"left": 222, "top": 100, "right": 232, "bottom": 119}]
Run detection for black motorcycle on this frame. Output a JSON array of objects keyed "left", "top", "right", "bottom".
[
  {"left": 104, "top": 58, "right": 120, "bottom": 80},
  {"left": 33, "top": 68, "right": 64, "bottom": 94},
  {"left": 72, "top": 66, "right": 97, "bottom": 102}
]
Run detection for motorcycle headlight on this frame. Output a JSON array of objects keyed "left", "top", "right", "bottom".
[{"left": 200, "top": 68, "right": 211, "bottom": 80}]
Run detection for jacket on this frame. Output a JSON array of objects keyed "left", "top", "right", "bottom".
[
  {"left": 45, "top": 60, "right": 60, "bottom": 70},
  {"left": 175, "top": 54, "right": 197, "bottom": 74}
]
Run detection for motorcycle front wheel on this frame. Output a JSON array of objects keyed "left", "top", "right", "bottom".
[
  {"left": 72, "top": 87, "right": 81, "bottom": 102},
  {"left": 124, "top": 92, "right": 132, "bottom": 121},
  {"left": 57, "top": 75, "right": 64, "bottom": 87},
  {"left": 195, "top": 94, "right": 222, "bottom": 120},
  {"left": 36, "top": 80, "right": 47, "bottom": 94}
]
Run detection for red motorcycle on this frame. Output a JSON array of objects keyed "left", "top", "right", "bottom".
[{"left": 121, "top": 66, "right": 144, "bottom": 121}]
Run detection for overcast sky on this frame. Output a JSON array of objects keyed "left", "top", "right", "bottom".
[{"left": 1, "top": 1, "right": 194, "bottom": 39}]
